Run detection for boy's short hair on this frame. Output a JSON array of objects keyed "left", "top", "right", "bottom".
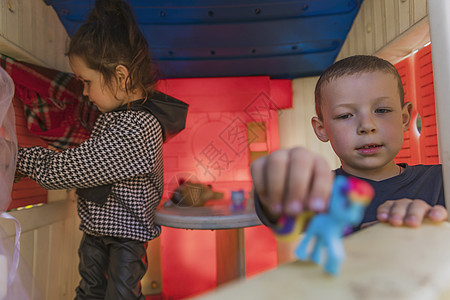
[{"left": 314, "top": 55, "right": 405, "bottom": 120}]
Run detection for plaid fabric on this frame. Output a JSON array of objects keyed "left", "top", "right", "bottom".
[{"left": 0, "top": 54, "right": 99, "bottom": 150}]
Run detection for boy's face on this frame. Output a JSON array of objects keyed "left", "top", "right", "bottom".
[{"left": 312, "top": 71, "right": 412, "bottom": 179}]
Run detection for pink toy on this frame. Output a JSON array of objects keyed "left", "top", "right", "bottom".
[{"left": 230, "top": 189, "right": 246, "bottom": 211}]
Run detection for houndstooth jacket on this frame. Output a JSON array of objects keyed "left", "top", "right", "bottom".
[{"left": 17, "top": 109, "right": 164, "bottom": 242}]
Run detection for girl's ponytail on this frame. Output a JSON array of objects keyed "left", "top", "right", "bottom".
[{"left": 67, "top": 0, "right": 156, "bottom": 99}]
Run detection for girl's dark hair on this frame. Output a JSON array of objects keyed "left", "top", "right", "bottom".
[
  {"left": 314, "top": 55, "right": 405, "bottom": 120},
  {"left": 66, "top": 0, "right": 156, "bottom": 99}
]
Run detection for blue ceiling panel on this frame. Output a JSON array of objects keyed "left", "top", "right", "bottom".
[{"left": 45, "top": 0, "right": 363, "bottom": 79}]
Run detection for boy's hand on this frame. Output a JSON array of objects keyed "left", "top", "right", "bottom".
[
  {"left": 377, "top": 199, "right": 448, "bottom": 227},
  {"left": 250, "top": 147, "right": 334, "bottom": 223}
]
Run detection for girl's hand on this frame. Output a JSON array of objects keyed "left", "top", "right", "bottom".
[
  {"left": 377, "top": 199, "right": 448, "bottom": 227},
  {"left": 14, "top": 170, "right": 27, "bottom": 183},
  {"left": 250, "top": 147, "right": 334, "bottom": 223}
]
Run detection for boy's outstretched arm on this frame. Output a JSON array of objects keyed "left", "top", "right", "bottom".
[
  {"left": 377, "top": 199, "right": 448, "bottom": 227},
  {"left": 250, "top": 147, "right": 334, "bottom": 223}
]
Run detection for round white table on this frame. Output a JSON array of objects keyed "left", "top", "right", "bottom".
[{"left": 155, "top": 201, "right": 262, "bottom": 285}]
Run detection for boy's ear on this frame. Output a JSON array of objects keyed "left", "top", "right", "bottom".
[
  {"left": 311, "top": 116, "right": 329, "bottom": 142},
  {"left": 402, "top": 101, "right": 413, "bottom": 132},
  {"left": 115, "top": 65, "right": 129, "bottom": 90}
]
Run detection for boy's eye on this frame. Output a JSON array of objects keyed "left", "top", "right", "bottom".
[
  {"left": 336, "top": 113, "right": 352, "bottom": 120},
  {"left": 375, "top": 108, "right": 391, "bottom": 113}
]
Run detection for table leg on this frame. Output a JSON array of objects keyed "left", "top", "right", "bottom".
[{"left": 216, "top": 228, "right": 246, "bottom": 286}]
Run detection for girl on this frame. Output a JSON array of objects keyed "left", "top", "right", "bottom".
[{"left": 15, "top": 0, "right": 187, "bottom": 298}]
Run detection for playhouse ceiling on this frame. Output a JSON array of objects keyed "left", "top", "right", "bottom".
[{"left": 45, "top": 0, "right": 362, "bottom": 79}]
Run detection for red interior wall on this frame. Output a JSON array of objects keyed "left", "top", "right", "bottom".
[
  {"left": 415, "top": 45, "right": 439, "bottom": 164},
  {"left": 156, "top": 76, "right": 291, "bottom": 299},
  {"left": 395, "top": 44, "right": 439, "bottom": 165},
  {"left": 157, "top": 77, "right": 289, "bottom": 200}
]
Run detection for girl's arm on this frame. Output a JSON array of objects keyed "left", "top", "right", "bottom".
[{"left": 16, "top": 112, "right": 162, "bottom": 190}]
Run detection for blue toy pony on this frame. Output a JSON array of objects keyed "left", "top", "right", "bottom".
[{"left": 295, "top": 175, "right": 374, "bottom": 275}]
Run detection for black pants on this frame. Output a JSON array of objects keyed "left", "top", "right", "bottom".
[{"left": 75, "top": 233, "right": 148, "bottom": 300}]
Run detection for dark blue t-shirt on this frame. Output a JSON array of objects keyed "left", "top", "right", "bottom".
[{"left": 335, "top": 163, "right": 445, "bottom": 230}]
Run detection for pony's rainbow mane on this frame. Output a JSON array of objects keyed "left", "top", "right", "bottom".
[{"left": 347, "top": 177, "right": 374, "bottom": 205}]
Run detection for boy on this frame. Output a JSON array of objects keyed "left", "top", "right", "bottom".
[{"left": 251, "top": 55, "right": 447, "bottom": 231}]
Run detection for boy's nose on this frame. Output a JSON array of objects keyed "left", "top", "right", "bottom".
[
  {"left": 358, "top": 125, "right": 376, "bottom": 134},
  {"left": 358, "top": 116, "right": 377, "bottom": 134}
]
